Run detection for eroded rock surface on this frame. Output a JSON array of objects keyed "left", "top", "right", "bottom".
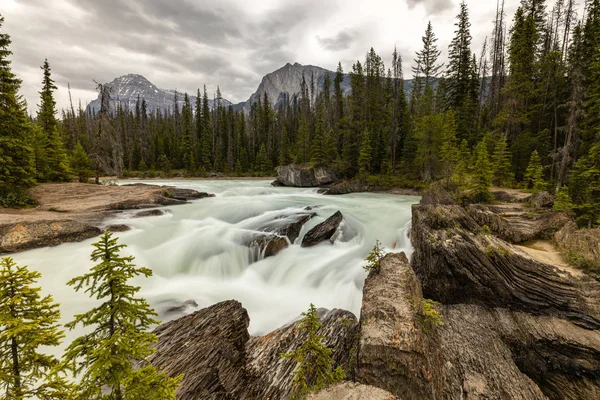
[
  {"left": 150, "top": 301, "right": 357, "bottom": 400},
  {"left": 275, "top": 164, "right": 337, "bottom": 187},
  {"left": 301, "top": 211, "right": 343, "bottom": 247},
  {"left": 357, "top": 252, "right": 443, "bottom": 399},
  {"left": 0, "top": 220, "right": 101, "bottom": 253},
  {"left": 411, "top": 190, "right": 600, "bottom": 330}
]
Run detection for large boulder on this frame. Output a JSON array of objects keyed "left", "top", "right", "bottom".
[
  {"left": 357, "top": 252, "right": 444, "bottom": 399},
  {"left": 248, "top": 212, "right": 315, "bottom": 258},
  {"left": 441, "top": 304, "right": 600, "bottom": 400},
  {"left": 149, "top": 300, "right": 358, "bottom": 400},
  {"left": 0, "top": 220, "right": 101, "bottom": 253},
  {"left": 274, "top": 164, "right": 337, "bottom": 187},
  {"left": 301, "top": 211, "right": 343, "bottom": 247}
]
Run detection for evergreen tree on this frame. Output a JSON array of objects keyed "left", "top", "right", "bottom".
[
  {"left": 440, "top": 110, "right": 459, "bottom": 186},
  {"left": 311, "top": 102, "right": 326, "bottom": 165},
  {"left": 0, "top": 14, "right": 34, "bottom": 193},
  {"left": 70, "top": 141, "right": 92, "bottom": 183},
  {"left": 358, "top": 129, "right": 373, "bottom": 175},
  {"left": 446, "top": 1, "right": 477, "bottom": 142},
  {"left": 181, "top": 93, "right": 195, "bottom": 171},
  {"left": 255, "top": 143, "right": 270, "bottom": 174},
  {"left": 524, "top": 150, "right": 545, "bottom": 191},
  {"left": 0, "top": 257, "right": 73, "bottom": 399},
  {"left": 279, "top": 125, "right": 292, "bottom": 166},
  {"left": 62, "top": 233, "right": 181, "bottom": 400},
  {"left": 491, "top": 134, "right": 514, "bottom": 187},
  {"left": 282, "top": 304, "right": 345, "bottom": 399},
  {"left": 554, "top": 185, "right": 574, "bottom": 213},
  {"left": 295, "top": 117, "right": 310, "bottom": 164},
  {"left": 37, "top": 59, "right": 70, "bottom": 182},
  {"left": 454, "top": 139, "right": 471, "bottom": 186},
  {"left": 471, "top": 141, "right": 493, "bottom": 203}
]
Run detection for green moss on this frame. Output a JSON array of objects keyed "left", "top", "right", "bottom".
[{"left": 418, "top": 298, "right": 443, "bottom": 333}]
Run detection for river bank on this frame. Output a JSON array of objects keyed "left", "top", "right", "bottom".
[{"left": 0, "top": 182, "right": 213, "bottom": 253}]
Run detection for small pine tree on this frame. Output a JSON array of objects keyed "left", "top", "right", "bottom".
[
  {"left": 364, "top": 240, "right": 385, "bottom": 273},
  {"left": 491, "top": 135, "right": 514, "bottom": 187},
  {"left": 554, "top": 186, "right": 575, "bottom": 214},
  {"left": 61, "top": 232, "right": 182, "bottom": 399},
  {"left": 138, "top": 159, "right": 149, "bottom": 172},
  {"left": 70, "top": 141, "right": 92, "bottom": 183},
  {"left": 453, "top": 139, "right": 471, "bottom": 187},
  {"left": 471, "top": 141, "right": 493, "bottom": 203},
  {"left": 524, "top": 150, "right": 545, "bottom": 192},
  {"left": 282, "top": 304, "right": 345, "bottom": 399},
  {"left": 0, "top": 257, "right": 73, "bottom": 399}
]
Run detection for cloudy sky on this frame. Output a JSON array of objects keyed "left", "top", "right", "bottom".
[{"left": 2, "top": 0, "right": 520, "bottom": 112}]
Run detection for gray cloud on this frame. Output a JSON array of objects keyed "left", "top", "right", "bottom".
[
  {"left": 317, "top": 30, "right": 356, "bottom": 51},
  {"left": 406, "top": 0, "right": 453, "bottom": 15}
]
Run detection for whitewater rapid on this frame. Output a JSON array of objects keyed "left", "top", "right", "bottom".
[{"left": 12, "top": 180, "right": 418, "bottom": 341}]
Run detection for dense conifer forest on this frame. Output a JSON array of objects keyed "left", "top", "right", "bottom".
[{"left": 1, "top": 0, "right": 600, "bottom": 228}]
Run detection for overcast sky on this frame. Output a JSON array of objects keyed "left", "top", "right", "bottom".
[{"left": 2, "top": 0, "right": 520, "bottom": 112}]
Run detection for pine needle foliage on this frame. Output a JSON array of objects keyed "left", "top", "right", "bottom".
[
  {"left": 282, "top": 304, "right": 345, "bottom": 399},
  {"left": 61, "top": 232, "right": 181, "bottom": 400},
  {"left": 524, "top": 150, "right": 545, "bottom": 192},
  {"left": 0, "top": 257, "right": 73, "bottom": 399},
  {"left": 471, "top": 141, "right": 493, "bottom": 203},
  {"left": 364, "top": 240, "right": 385, "bottom": 273}
]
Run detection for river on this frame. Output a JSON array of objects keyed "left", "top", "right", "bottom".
[{"left": 12, "top": 179, "right": 418, "bottom": 341}]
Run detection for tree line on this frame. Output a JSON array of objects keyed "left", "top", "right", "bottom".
[{"left": 1, "top": 0, "right": 600, "bottom": 226}]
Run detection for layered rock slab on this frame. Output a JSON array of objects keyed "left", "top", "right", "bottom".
[
  {"left": 357, "top": 252, "right": 444, "bottom": 399},
  {"left": 275, "top": 164, "right": 337, "bottom": 187}
]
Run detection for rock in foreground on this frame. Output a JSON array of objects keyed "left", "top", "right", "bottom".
[
  {"left": 247, "top": 212, "right": 315, "bottom": 258},
  {"left": 149, "top": 301, "right": 357, "bottom": 400},
  {"left": 274, "top": 164, "right": 337, "bottom": 187},
  {"left": 301, "top": 211, "right": 343, "bottom": 247},
  {"left": 358, "top": 253, "right": 443, "bottom": 399}
]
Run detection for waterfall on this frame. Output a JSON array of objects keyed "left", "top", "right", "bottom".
[{"left": 12, "top": 180, "right": 418, "bottom": 340}]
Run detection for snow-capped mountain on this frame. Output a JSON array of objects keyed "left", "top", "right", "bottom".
[{"left": 86, "top": 74, "right": 230, "bottom": 114}]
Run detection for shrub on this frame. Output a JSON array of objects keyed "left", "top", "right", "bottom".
[
  {"left": 0, "top": 186, "right": 37, "bottom": 208},
  {"left": 418, "top": 299, "right": 443, "bottom": 332}
]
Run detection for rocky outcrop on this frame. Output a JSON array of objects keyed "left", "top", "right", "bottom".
[
  {"left": 301, "top": 211, "right": 343, "bottom": 247},
  {"left": 0, "top": 220, "right": 101, "bottom": 253},
  {"left": 307, "top": 382, "right": 398, "bottom": 399},
  {"left": 248, "top": 212, "right": 315, "bottom": 258},
  {"left": 274, "top": 164, "right": 337, "bottom": 187},
  {"left": 357, "top": 253, "right": 443, "bottom": 399},
  {"left": 467, "top": 203, "right": 570, "bottom": 243},
  {"left": 110, "top": 185, "right": 213, "bottom": 210},
  {"left": 244, "top": 308, "right": 358, "bottom": 399},
  {"left": 322, "top": 180, "right": 383, "bottom": 195},
  {"left": 406, "top": 185, "right": 600, "bottom": 399},
  {"left": 149, "top": 300, "right": 357, "bottom": 400},
  {"left": 411, "top": 196, "right": 600, "bottom": 329}
]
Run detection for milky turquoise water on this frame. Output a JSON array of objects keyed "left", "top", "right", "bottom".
[{"left": 12, "top": 180, "right": 418, "bottom": 339}]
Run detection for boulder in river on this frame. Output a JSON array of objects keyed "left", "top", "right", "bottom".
[
  {"left": 274, "top": 164, "right": 337, "bottom": 187},
  {"left": 306, "top": 382, "right": 398, "bottom": 399},
  {"left": 248, "top": 212, "right": 315, "bottom": 258},
  {"left": 105, "top": 224, "right": 132, "bottom": 232},
  {"left": 134, "top": 209, "right": 166, "bottom": 218},
  {"left": 301, "top": 211, "right": 343, "bottom": 247}
]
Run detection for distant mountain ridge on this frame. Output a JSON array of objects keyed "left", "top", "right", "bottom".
[
  {"left": 86, "top": 74, "right": 230, "bottom": 115},
  {"left": 87, "top": 64, "right": 417, "bottom": 115}
]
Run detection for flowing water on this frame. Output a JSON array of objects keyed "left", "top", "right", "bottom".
[{"left": 12, "top": 180, "right": 418, "bottom": 342}]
